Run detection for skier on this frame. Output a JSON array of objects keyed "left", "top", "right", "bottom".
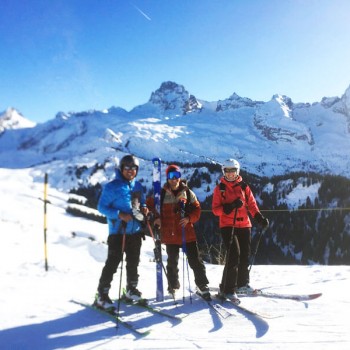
[
  {"left": 149, "top": 164, "right": 210, "bottom": 300},
  {"left": 94, "top": 154, "right": 149, "bottom": 309},
  {"left": 212, "top": 159, "right": 269, "bottom": 302}
]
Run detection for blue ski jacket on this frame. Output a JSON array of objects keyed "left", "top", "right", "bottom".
[{"left": 97, "top": 170, "right": 147, "bottom": 235}]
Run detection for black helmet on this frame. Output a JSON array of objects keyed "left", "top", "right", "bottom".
[{"left": 119, "top": 155, "right": 139, "bottom": 173}]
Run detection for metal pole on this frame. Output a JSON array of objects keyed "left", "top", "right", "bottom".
[
  {"left": 116, "top": 223, "right": 127, "bottom": 330},
  {"left": 248, "top": 226, "right": 268, "bottom": 273},
  {"left": 221, "top": 208, "right": 238, "bottom": 297},
  {"left": 43, "top": 173, "right": 48, "bottom": 271}
]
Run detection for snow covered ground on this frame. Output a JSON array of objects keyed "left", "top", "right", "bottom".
[{"left": 0, "top": 168, "right": 349, "bottom": 350}]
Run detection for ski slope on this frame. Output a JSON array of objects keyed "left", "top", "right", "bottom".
[{"left": 0, "top": 168, "right": 349, "bottom": 350}]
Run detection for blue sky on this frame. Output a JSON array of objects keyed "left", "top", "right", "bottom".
[{"left": 1, "top": 0, "right": 350, "bottom": 123}]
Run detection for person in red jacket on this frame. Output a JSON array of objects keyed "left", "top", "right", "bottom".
[
  {"left": 151, "top": 164, "right": 210, "bottom": 299},
  {"left": 212, "top": 159, "right": 269, "bottom": 302}
]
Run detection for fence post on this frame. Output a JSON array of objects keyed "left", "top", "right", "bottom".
[{"left": 43, "top": 173, "right": 49, "bottom": 271}]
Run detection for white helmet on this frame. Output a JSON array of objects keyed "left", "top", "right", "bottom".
[{"left": 221, "top": 159, "right": 240, "bottom": 176}]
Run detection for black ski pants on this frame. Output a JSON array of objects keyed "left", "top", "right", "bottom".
[
  {"left": 98, "top": 233, "right": 142, "bottom": 293},
  {"left": 166, "top": 241, "right": 209, "bottom": 290},
  {"left": 220, "top": 226, "right": 251, "bottom": 293}
]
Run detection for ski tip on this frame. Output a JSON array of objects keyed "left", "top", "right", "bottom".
[
  {"left": 115, "top": 325, "right": 151, "bottom": 337},
  {"left": 141, "top": 330, "right": 152, "bottom": 337},
  {"left": 308, "top": 292, "right": 322, "bottom": 300}
]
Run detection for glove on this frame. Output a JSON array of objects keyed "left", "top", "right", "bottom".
[
  {"left": 254, "top": 212, "right": 269, "bottom": 229},
  {"left": 132, "top": 207, "right": 144, "bottom": 222},
  {"left": 232, "top": 198, "right": 243, "bottom": 209},
  {"left": 223, "top": 198, "right": 243, "bottom": 215}
]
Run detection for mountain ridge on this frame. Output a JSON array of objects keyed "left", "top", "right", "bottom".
[{"left": 0, "top": 81, "right": 349, "bottom": 182}]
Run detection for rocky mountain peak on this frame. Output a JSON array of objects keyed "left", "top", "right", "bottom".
[
  {"left": 216, "top": 92, "right": 261, "bottom": 112},
  {"left": 149, "top": 81, "right": 201, "bottom": 114},
  {"left": 0, "top": 107, "right": 36, "bottom": 133}
]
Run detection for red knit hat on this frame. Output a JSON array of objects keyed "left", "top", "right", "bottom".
[{"left": 166, "top": 164, "right": 181, "bottom": 178}]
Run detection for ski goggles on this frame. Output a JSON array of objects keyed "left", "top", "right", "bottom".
[
  {"left": 123, "top": 165, "right": 138, "bottom": 171},
  {"left": 167, "top": 171, "right": 181, "bottom": 180},
  {"left": 224, "top": 168, "right": 237, "bottom": 173}
]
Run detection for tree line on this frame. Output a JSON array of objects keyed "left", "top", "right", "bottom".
[{"left": 66, "top": 163, "right": 350, "bottom": 265}]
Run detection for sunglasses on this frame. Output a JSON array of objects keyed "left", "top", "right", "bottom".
[
  {"left": 224, "top": 168, "right": 237, "bottom": 173},
  {"left": 123, "top": 165, "right": 138, "bottom": 171},
  {"left": 167, "top": 171, "right": 181, "bottom": 180}
]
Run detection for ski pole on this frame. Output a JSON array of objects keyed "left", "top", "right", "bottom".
[
  {"left": 116, "top": 222, "right": 127, "bottom": 330},
  {"left": 221, "top": 207, "right": 238, "bottom": 298},
  {"left": 248, "top": 226, "right": 268, "bottom": 273},
  {"left": 180, "top": 200, "right": 192, "bottom": 304},
  {"left": 182, "top": 229, "right": 192, "bottom": 304}
]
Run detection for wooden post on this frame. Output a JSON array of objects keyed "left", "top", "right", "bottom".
[{"left": 43, "top": 173, "right": 48, "bottom": 271}]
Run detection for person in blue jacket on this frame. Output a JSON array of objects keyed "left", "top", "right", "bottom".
[{"left": 95, "top": 154, "right": 148, "bottom": 309}]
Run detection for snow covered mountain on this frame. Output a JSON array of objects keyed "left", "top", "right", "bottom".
[
  {"left": 1, "top": 82, "right": 350, "bottom": 265},
  {"left": 0, "top": 107, "right": 36, "bottom": 133},
  {"left": 1, "top": 81, "right": 349, "bottom": 182}
]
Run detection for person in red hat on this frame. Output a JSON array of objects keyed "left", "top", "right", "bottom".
[{"left": 149, "top": 164, "right": 211, "bottom": 300}]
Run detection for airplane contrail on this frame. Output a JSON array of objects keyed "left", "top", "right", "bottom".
[{"left": 131, "top": 3, "right": 152, "bottom": 21}]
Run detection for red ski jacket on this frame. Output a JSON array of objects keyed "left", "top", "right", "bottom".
[
  {"left": 212, "top": 175, "right": 260, "bottom": 228},
  {"left": 147, "top": 182, "right": 201, "bottom": 245}
]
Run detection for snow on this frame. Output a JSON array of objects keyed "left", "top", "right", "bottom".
[
  {"left": 0, "top": 108, "right": 36, "bottom": 133},
  {"left": 1, "top": 167, "right": 349, "bottom": 350}
]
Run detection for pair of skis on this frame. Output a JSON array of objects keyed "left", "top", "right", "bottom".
[
  {"left": 209, "top": 286, "right": 322, "bottom": 302},
  {"left": 151, "top": 157, "right": 165, "bottom": 301},
  {"left": 118, "top": 289, "right": 186, "bottom": 321},
  {"left": 72, "top": 284, "right": 322, "bottom": 336},
  {"left": 195, "top": 290, "right": 278, "bottom": 320},
  {"left": 207, "top": 286, "right": 322, "bottom": 319},
  {"left": 71, "top": 299, "right": 151, "bottom": 336},
  {"left": 214, "top": 295, "right": 280, "bottom": 319},
  {"left": 244, "top": 289, "right": 322, "bottom": 301},
  {"left": 71, "top": 295, "right": 186, "bottom": 337}
]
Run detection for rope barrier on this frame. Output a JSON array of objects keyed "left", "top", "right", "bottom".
[{"left": 200, "top": 207, "right": 350, "bottom": 213}]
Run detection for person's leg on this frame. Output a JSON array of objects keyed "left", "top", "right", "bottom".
[
  {"left": 166, "top": 244, "right": 180, "bottom": 291},
  {"left": 96, "top": 234, "right": 123, "bottom": 305},
  {"left": 125, "top": 233, "right": 142, "bottom": 294},
  {"left": 236, "top": 228, "right": 251, "bottom": 288},
  {"left": 185, "top": 241, "right": 209, "bottom": 287},
  {"left": 219, "top": 227, "right": 240, "bottom": 294}
]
